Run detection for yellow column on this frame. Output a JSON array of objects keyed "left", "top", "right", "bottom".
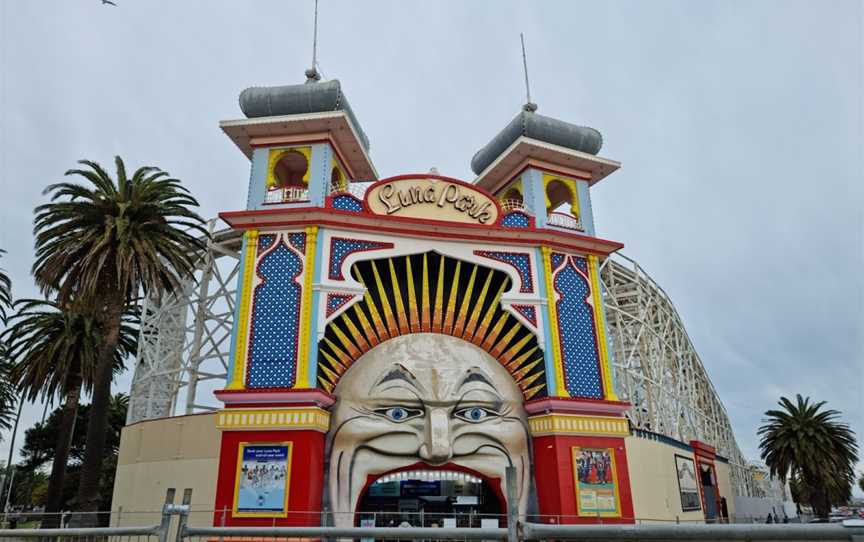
[
  {"left": 541, "top": 246, "right": 569, "bottom": 397},
  {"left": 227, "top": 229, "right": 259, "bottom": 390},
  {"left": 587, "top": 255, "right": 618, "bottom": 401},
  {"left": 294, "top": 225, "right": 318, "bottom": 389}
]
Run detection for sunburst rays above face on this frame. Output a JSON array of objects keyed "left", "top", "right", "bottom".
[{"left": 318, "top": 252, "right": 547, "bottom": 400}]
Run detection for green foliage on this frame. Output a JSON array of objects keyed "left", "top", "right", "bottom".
[
  {"left": 3, "top": 299, "right": 138, "bottom": 403},
  {"left": 0, "top": 249, "right": 11, "bottom": 323},
  {"left": 0, "top": 343, "right": 18, "bottom": 435},
  {"left": 31, "top": 156, "right": 205, "bottom": 519},
  {"left": 758, "top": 394, "right": 858, "bottom": 517},
  {"left": 10, "top": 394, "right": 128, "bottom": 509},
  {"left": 0, "top": 249, "right": 17, "bottom": 436},
  {"left": 32, "top": 156, "right": 207, "bottom": 305}
]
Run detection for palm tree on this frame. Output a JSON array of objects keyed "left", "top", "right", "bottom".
[
  {"left": 758, "top": 394, "right": 858, "bottom": 518},
  {"left": 32, "top": 157, "right": 205, "bottom": 523},
  {"left": 0, "top": 250, "right": 18, "bottom": 434},
  {"left": 2, "top": 299, "right": 138, "bottom": 527}
]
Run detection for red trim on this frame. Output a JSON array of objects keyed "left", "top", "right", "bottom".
[
  {"left": 525, "top": 397, "right": 632, "bottom": 416},
  {"left": 215, "top": 388, "right": 336, "bottom": 408},
  {"left": 219, "top": 208, "right": 624, "bottom": 257},
  {"left": 361, "top": 173, "right": 504, "bottom": 227}
]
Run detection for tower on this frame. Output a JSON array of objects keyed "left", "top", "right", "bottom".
[
  {"left": 470, "top": 105, "right": 635, "bottom": 523},
  {"left": 212, "top": 78, "right": 376, "bottom": 526}
]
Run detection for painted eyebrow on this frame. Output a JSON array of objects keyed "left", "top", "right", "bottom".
[
  {"left": 371, "top": 364, "right": 425, "bottom": 392},
  {"left": 458, "top": 369, "right": 496, "bottom": 390}
]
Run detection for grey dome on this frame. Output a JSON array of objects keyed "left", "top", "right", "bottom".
[
  {"left": 471, "top": 111, "right": 603, "bottom": 175},
  {"left": 239, "top": 79, "right": 370, "bottom": 151}
]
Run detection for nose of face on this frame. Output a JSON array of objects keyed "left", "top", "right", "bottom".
[{"left": 419, "top": 408, "right": 453, "bottom": 464}]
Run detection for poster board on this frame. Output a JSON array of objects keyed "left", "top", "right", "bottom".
[
  {"left": 233, "top": 442, "right": 292, "bottom": 517},
  {"left": 571, "top": 447, "right": 621, "bottom": 517},
  {"left": 675, "top": 454, "right": 702, "bottom": 511}
]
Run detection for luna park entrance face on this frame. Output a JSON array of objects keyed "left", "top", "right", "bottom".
[{"left": 356, "top": 469, "right": 504, "bottom": 528}]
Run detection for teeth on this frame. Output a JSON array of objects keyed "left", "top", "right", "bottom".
[{"left": 371, "top": 470, "right": 482, "bottom": 484}]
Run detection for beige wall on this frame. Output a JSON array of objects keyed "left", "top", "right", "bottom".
[
  {"left": 714, "top": 460, "right": 735, "bottom": 518},
  {"left": 111, "top": 412, "right": 219, "bottom": 528},
  {"left": 625, "top": 435, "right": 733, "bottom": 523}
]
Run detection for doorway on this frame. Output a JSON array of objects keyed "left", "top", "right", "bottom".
[{"left": 356, "top": 470, "right": 504, "bottom": 528}]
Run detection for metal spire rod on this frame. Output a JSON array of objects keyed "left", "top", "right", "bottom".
[
  {"left": 520, "top": 33, "right": 537, "bottom": 112},
  {"left": 312, "top": 0, "right": 319, "bottom": 70},
  {"left": 305, "top": 0, "right": 322, "bottom": 82}
]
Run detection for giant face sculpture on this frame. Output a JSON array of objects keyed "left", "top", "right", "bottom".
[{"left": 327, "top": 333, "right": 530, "bottom": 526}]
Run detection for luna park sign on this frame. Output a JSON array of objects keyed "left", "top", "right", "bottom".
[{"left": 365, "top": 177, "right": 500, "bottom": 225}]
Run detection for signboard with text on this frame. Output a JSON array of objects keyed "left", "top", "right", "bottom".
[{"left": 365, "top": 176, "right": 501, "bottom": 225}]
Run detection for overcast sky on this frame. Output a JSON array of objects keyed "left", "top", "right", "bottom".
[{"left": 1, "top": 0, "right": 862, "bottom": 496}]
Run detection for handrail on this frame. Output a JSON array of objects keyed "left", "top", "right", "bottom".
[
  {"left": 0, "top": 525, "right": 162, "bottom": 537},
  {"left": 183, "top": 524, "right": 508, "bottom": 540}
]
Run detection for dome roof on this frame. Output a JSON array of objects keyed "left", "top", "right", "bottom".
[
  {"left": 471, "top": 110, "right": 603, "bottom": 175},
  {"left": 239, "top": 79, "right": 370, "bottom": 151}
]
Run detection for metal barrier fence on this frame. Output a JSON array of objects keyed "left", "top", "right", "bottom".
[{"left": 0, "top": 505, "right": 861, "bottom": 542}]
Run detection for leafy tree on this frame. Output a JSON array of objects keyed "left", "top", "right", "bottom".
[
  {"left": 32, "top": 157, "right": 205, "bottom": 523},
  {"left": 3, "top": 300, "right": 137, "bottom": 527},
  {"left": 0, "top": 250, "right": 17, "bottom": 435},
  {"left": 859, "top": 471, "right": 864, "bottom": 494},
  {"left": 9, "top": 394, "right": 128, "bottom": 522},
  {"left": 759, "top": 394, "right": 858, "bottom": 518}
]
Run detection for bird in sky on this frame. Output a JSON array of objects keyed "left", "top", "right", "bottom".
[{"left": 102, "top": 0, "right": 117, "bottom": 6}]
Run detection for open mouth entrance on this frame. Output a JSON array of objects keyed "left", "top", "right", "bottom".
[{"left": 356, "top": 469, "right": 504, "bottom": 528}]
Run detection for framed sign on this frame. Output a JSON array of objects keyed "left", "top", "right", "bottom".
[
  {"left": 675, "top": 454, "right": 701, "bottom": 511},
  {"left": 572, "top": 447, "right": 621, "bottom": 517},
  {"left": 233, "top": 442, "right": 292, "bottom": 517},
  {"left": 365, "top": 176, "right": 501, "bottom": 225}
]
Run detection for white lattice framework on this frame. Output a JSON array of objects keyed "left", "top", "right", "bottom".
[
  {"left": 600, "top": 253, "right": 757, "bottom": 498},
  {"left": 126, "top": 222, "right": 758, "bottom": 497},
  {"left": 127, "top": 221, "right": 242, "bottom": 424}
]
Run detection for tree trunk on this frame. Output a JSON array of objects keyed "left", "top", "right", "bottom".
[
  {"left": 72, "top": 293, "right": 125, "bottom": 527},
  {"left": 805, "top": 470, "right": 830, "bottom": 519},
  {"left": 40, "top": 375, "right": 82, "bottom": 529}
]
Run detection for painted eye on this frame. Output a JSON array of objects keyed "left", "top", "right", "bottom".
[
  {"left": 455, "top": 407, "right": 496, "bottom": 423},
  {"left": 375, "top": 407, "right": 421, "bottom": 422}
]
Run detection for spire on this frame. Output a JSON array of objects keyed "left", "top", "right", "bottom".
[
  {"left": 520, "top": 33, "right": 538, "bottom": 113},
  {"left": 305, "top": 0, "right": 322, "bottom": 83}
]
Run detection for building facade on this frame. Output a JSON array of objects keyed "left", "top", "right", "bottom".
[{"left": 113, "top": 78, "right": 740, "bottom": 527}]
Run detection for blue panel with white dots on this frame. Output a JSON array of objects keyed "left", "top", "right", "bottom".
[
  {"left": 257, "top": 234, "right": 276, "bottom": 254},
  {"left": 331, "top": 194, "right": 364, "bottom": 212},
  {"left": 554, "top": 258, "right": 603, "bottom": 398},
  {"left": 288, "top": 232, "right": 306, "bottom": 253},
  {"left": 574, "top": 256, "right": 588, "bottom": 274},
  {"left": 247, "top": 241, "right": 303, "bottom": 388},
  {"left": 501, "top": 211, "right": 531, "bottom": 228},
  {"left": 474, "top": 250, "right": 534, "bottom": 293},
  {"left": 551, "top": 252, "right": 566, "bottom": 270},
  {"left": 329, "top": 238, "right": 393, "bottom": 280}
]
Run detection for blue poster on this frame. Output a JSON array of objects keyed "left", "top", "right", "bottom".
[{"left": 236, "top": 445, "right": 290, "bottom": 513}]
